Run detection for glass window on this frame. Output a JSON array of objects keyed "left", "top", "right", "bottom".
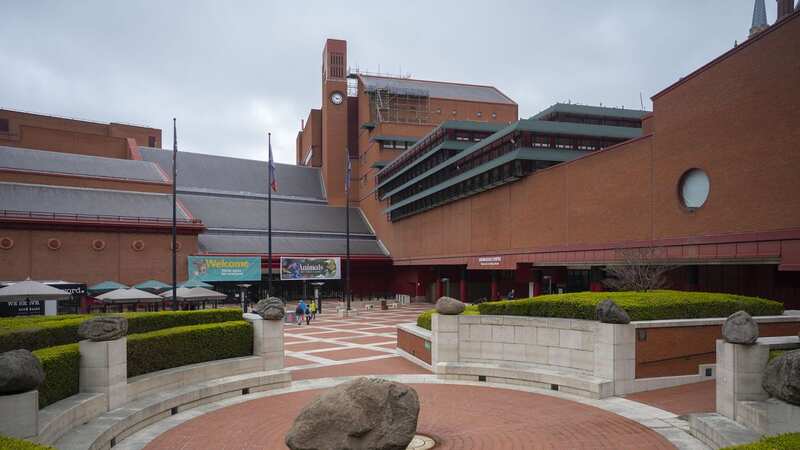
[{"left": 679, "top": 169, "right": 710, "bottom": 209}]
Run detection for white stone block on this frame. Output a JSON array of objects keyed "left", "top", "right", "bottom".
[
  {"left": 559, "top": 329, "right": 583, "bottom": 350},
  {"left": 434, "top": 314, "right": 459, "bottom": 332},
  {"left": 613, "top": 358, "right": 636, "bottom": 381},
  {"left": 79, "top": 337, "right": 128, "bottom": 411},
  {"left": 479, "top": 316, "right": 503, "bottom": 325},
  {"left": 547, "top": 318, "right": 573, "bottom": 330},
  {"left": 580, "top": 332, "right": 595, "bottom": 351},
  {"left": 459, "top": 315, "right": 481, "bottom": 325},
  {"left": 614, "top": 324, "right": 635, "bottom": 344},
  {"left": 514, "top": 326, "right": 537, "bottom": 345},
  {"left": 570, "top": 319, "right": 598, "bottom": 332},
  {"left": 525, "top": 345, "right": 548, "bottom": 364},
  {"left": 570, "top": 350, "right": 594, "bottom": 372},
  {"left": 0, "top": 390, "right": 37, "bottom": 439},
  {"left": 459, "top": 341, "right": 481, "bottom": 359},
  {"left": 502, "top": 317, "right": 532, "bottom": 327},
  {"left": 548, "top": 347, "right": 571, "bottom": 368},
  {"left": 492, "top": 325, "right": 515, "bottom": 343},
  {"left": 481, "top": 342, "right": 503, "bottom": 360},
  {"left": 503, "top": 343, "right": 526, "bottom": 362},
  {"left": 537, "top": 328, "right": 559, "bottom": 346},
  {"left": 470, "top": 325, "right": 492, "bottom": 341},
  {"left": 458, "top": 325, "right": 470, "bottom": 339}
]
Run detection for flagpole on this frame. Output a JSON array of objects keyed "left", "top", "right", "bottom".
[
  {"left": 267, "top": 132, "right": 273, "bottom": 300},
  {"left": 171, "top": 118, "right": 178, "bottom": 311},
  {"left": 345, "top": 151, "right": 351, "bottom": 312}
]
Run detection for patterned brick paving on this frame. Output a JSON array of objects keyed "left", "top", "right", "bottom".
[
  {"left": 144, "top": 384, "right": 675, "bottom": 450},
  {"left": 625, "top": 380, "right": 716, "bottom": 416}
]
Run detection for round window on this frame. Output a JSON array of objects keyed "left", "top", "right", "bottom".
[{"left": 679, "top": 169, "right": 710, "bottom": 209}]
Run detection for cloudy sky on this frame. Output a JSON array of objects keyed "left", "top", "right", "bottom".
[{"left": 1, "top": 1, "right": 772, "bottom": 163}]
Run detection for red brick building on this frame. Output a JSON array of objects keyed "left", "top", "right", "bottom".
[{"left": 1, "top": 5, "right": 798, "bottom": 307}]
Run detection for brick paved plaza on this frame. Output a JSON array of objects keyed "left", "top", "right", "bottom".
[{"left": 110, "top": 305, "right": 716, "bottom": 450}]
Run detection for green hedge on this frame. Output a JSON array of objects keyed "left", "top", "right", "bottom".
[
  {"left": 417, "top": 305, "right": 480, "bottom": 331},
  {"left": 722, "top": 433, "right": 800, "bottom": 449},
  {"left": 0, "top": 436, "right": 55, "bottom": 450},
  {"left": 477, "top": 291, "right": 783, "bottom": 321},
  {"left": 0, "top": 308, "right": 243, "bottom": 353},
  {"left": 32, "top": 343, "right": 80, "bottom": 409},
  {"left": 127, "top": 321, "right": 253, "bottom": 378}
]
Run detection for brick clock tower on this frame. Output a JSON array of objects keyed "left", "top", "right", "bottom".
[{"left": 321, "top": 39, "right": 349, "bottom": 206}]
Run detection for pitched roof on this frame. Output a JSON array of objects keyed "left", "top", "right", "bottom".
[
  {"left": 138, "top": 147, "right": 325, "bottom": 200},
  {"left": 359, "top": 75, "right": 516, "bottom": 105},
  {"left": 178, "top": 194, "right": 373, "bottom": 235},
  {"left": 198, "top": 233, "right": 386, "bottom": 256},
  {"left": 0, "top": 146, "right": 166, "bottom": 182},
  {"left": 0, "top": 182, "right": 189, "bottom": 219}
]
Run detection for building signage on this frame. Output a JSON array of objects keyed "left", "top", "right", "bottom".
[
  {"left": 188, "top": 256, "right": 262, "bottom": 282},
  {"left": 280, "top": 257, "right": 341, "bottom": 280},
  {"left": 478, "top": 256, "right": 502, "bottom": 266},
  {"left": 0, "top": 299, "right": 44, "bottom": 317}
]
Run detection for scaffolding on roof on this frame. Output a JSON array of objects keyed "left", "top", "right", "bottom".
[{"left": 367, "top": 85, "right": 431, "bottom": 125}]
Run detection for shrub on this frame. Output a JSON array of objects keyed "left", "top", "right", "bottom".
[
  {"left": 32, "top": 343, "right": 80, "bottom": 408},
  {"left": 477, "top": 291, "right": 783, "bottom": 321},
  {"left": 0, "top": 308, "right": 243, "bottom": 353},
  {"left": 0, "top": 435, "right": 54, "bottom": 450},
  {"left": 127, "top": 321, "right": 253, "bottom": 378},
  {"left": 721, "top": 432, "right": 800, "bottom": 449},
  {"left": 417, "top": 305, "right": 479, "bottom": 331}
]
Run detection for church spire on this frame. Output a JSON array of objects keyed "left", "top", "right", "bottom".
[{"left": 750, "top": 0, "right": 769, "bottom": 37}]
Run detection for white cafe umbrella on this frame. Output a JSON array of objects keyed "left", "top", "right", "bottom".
[
  {"left": 159, "top": 287, "right": 195, "bottom": 301},
  {"left": 96, "top": 288, "right": 163, "bottom": 304},
  {"left": 186, "top": 287, "right": 227, "bottom": 302},
  {"left": 0, "top": 279, "right": 72, "bottom": 302}
]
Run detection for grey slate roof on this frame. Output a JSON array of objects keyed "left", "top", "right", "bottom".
[
  {"left": 138, "top": 147, "right": 324, "bottom": 200},
  {"left": 198, "top": 233, "right": 386, "bottom": 256},
  {"left": 178, "top": 194, "right": 372, "bottom": 235},
  {"left": 530, "top": 103, "right": 650, "bottom": 121},
  {"left": 0, "top": 183, "right": 189, "bottom": 219},
  {"left": 360, "top": 75, "right": 516, "bottom": 105},
  {"left": 0, "top": 146, "right": 166, "bottom": 182}
]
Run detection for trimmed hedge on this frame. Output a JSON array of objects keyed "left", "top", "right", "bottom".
[
  {"left": 127, "top": 321, "right": 253, "bottom": 378},
  {"left": 32, "top": 343, "right": 80, "bottom": 409},
  {"left": 0, "top": 436, "right": 55, "bottom": 450},
  {"left": 417, "top": 305, "right": 480, "bottom": 331},
  {"left": 0, "top": 308, "right": 243, "bottom": 353},
  {"left": 477, "top": 291, "right": 783, "bottom": 321},
  {"left": 721, "top": 433, "right": 800, "bottom": 449}
]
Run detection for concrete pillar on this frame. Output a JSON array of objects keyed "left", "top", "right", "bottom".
[
  {"left": 595, "top": 323, "right": 636, "bottom": 395},
  {"left": 0, "top": 390, "right": 38, "bottom": 439},
  {"left": 716, "top": 339, "right": 769, "bottom": 420},
  {"left": 432, "top": 314, "right": 459, "bottom": 371},
  {"left": 245, "top": 314, "right": 284, "bottom": 371},
  {"left": 79, "top": 337, "right": 127, "bottom": 411}
]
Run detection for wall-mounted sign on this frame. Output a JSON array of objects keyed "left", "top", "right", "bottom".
[
  {"left": 0, "top": 299, "right": 44, "bottom": 317},
  {"left": 478, "top": 256, "right": 502, "bottom": 266},
  {"left": 280, "top": 257, "right": 341, "bottom": 280},
  {"left": 188, "top": 256, "right": 262, "bottom": 282}
]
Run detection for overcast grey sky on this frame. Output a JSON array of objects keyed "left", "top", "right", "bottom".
[{"left": 1, "top": 1, "right": 773, "bottom": 164}]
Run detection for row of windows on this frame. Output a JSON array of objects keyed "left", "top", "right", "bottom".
[
  {"left": 542, "top": 113, "right": 641, "bottom": 129},
  {"left": 380, "top": 140, "right": 411, "bottom": 150}
]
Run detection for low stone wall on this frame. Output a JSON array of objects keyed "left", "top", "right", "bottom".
[{"left": 397, "top": 324, "right": 431, "bottom": 367}]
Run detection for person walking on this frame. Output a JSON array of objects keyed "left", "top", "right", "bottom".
[
  {"left": 305, "top": 302, "right": 312, "bottom": 325},
  {"left": 309, "top": 301, "right": 317, "bottom": 321},
  {"left": 295, "top": 299, "right": 306, "bottom": 326}
]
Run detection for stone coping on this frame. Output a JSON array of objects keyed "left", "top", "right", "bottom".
[
  {"left": 689, "top": 412, "right": 760, "bottom": 449},
  {"left": 397, "top": 322, "right": 432, "bottom": 340},
  {"left": 756, "top": 335, "right": 800, "bottom": 349},
  {"left": 55, "top": 369, "right": 291, "bottom": 450},
  {"left": 632, "top": 315, "right": 799, "bottom": 329},
  {"left": 36, "top": 393, "right": 106, "bottom": 446},
  {"left": 113, "top": 374, "right": 708, "bottom": 450}
]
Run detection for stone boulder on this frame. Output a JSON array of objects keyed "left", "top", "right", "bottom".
[
  {"left": 78, "top": 316, "right": 128, "bottom": 341},
  {"left": 254, "top": 297, "right": 285, "bottom": 320},
  {"left": 762, "top": 350, "right": 800, "bottom": 406},
  {"left": 722, "top": 311, "right": 759, "bottom": 344},
  {"left": 0, "top": 349, "right": 45, "bottom": 395},
  {"left": 286, "top": 377, "right": 420, "bottom": 450},
  {"left": 435, "top": 296, "right": 465, "bottom": 315},
  {"left": 596, "top": 299, "right": 631, "bottom": 324}
]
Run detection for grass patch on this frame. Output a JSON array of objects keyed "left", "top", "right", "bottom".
[
  {"left": 721, "top": 432, "right": 800, "bottom": 449},
  {"left": 0, "top": 436, "right": 55, "bottom": 449}
]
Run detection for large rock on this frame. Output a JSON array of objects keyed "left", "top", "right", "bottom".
[
  {"left": 435, "top": 296, "right": 465, "bottom": 315},
  {"left": 596, "top": 299, "right": 631, "bottom": 324},
  {"left": 722, "top": 311, "right": 759, "bottom": 344},
  {"left": 254, "top": 297, "right": 285, "bottom": 320},
  {"left": 762, "top": 350, "right": 800, "bottom": 405},
  {"left": 286, "top": 377, "right": 419, "bottom": 450},
  {"left": 0, "top": 350, "right": 45, "bottom": 395},
  {"left": 78, "top": 316, "right": 128, "bottom": 341}
]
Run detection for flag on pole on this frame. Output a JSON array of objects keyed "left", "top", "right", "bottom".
[
  {"left": 268, "top": 139, "right": 278, "bottom": 192},
  {"left": 345, "top": 158, "right": 351, "bottom": 192}
]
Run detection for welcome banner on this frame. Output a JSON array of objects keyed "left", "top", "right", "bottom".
[
  {"left": 280, "top": 257, "right": 341, "bottom": 280},
  {"left": 188, "top": 256, "right": 262, "bottom": 282}
]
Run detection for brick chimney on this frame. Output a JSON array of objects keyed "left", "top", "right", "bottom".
[{"left": 777, "top": 0, "right": 794, "bottom": 20}]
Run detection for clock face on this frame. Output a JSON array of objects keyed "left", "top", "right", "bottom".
[{"left": 330, "top": 92, "right": 344, "bottom": 105}]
